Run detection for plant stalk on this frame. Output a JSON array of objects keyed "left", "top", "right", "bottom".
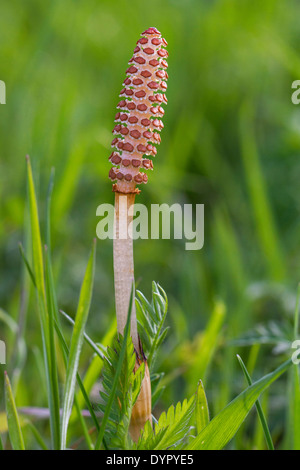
[
  {"left": 113, "top": 191, "right": 152, "bottom": 442},
  {"left": 113, "top": 192, "right": 139, "bottom": 352}
]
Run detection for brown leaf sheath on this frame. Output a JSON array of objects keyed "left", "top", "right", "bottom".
[{"left": 129, "top": 352, "right": 152, "bottom": 443}]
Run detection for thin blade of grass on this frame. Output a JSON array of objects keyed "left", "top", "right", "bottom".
[
  {"left": 237, "top": 355, "right": 274, "bottom": 450},
  {"left": 18, "top": 242, "right": 36, "bottom": 288},
  {"left": 44, "top": 169, "right": 94, "bottom": 446},
  {"left": 186, "top": 301, "right": 225, "bottom": 395},
  {"left": 24, "top": 420, "right": 48, "bottom": 450},
  {"left": 44, "top": 245, "right": 61, "bottom": 443},
  {"left": 43, "top": 169, "right": 62, "bottom": 447},
  {"left": 239, "top": 102, "right": 285, "bottom": 281},
  {"left": 54, "top": 316, "right": 101, "bottom": 438},
  {"left": 74, "top": 318, "right": 116, "bottom": 413},
  {"left": 44, "top": 175, "right": 95, "bottom": 448},
  {"left": 26, "top": 156, "right": 60, "bottom": 449},
  {"left": 4, "top": 372, "right": 25, "bottom": 450},
  {"left": 290, "top": 283, "right": 300, "bottom": 449},
  {"left": 60, "top": 310, "right": 105, "bottom": 360},
  {"left": 60, "top": 239, "right": 96, "bottom": 450},
  {"left": 26, "top": 156, "right": 46, "bottom": 301}
]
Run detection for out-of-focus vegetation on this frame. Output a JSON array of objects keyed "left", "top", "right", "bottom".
[{"left": 1, "top": 0, "right": 300, "bottom": 449}]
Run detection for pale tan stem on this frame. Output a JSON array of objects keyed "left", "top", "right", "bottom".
[
  {"left": 113, "top": 192, "right": 139, "bottom": 352},
  {"left": 113, "top": 192, "right": 152, "bottom": 442}
]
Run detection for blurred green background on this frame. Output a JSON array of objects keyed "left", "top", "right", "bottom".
[{"left": 1, "top": 0, "right": 300, "bottom": 449}]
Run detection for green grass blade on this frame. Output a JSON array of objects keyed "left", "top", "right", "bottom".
[
  {"left": 186, "top": 301, "right": 225, "bottom": 394},
  {"left": 44, "top": 246, "right": 61, "bottom": 445},
  {"left": 4, "top": 372, "right": 25, "bottom": 450},
  {"left": 291, "top": 365, "right": 300, "bottom": 450},
  {"left": 0, "top": 309, "right": 18, "bottom": 334},
  {"left": 45, "top": 167, "right": 55, "bottom": 254},
  {"left": 60, "top": 239, "right": 96, "bottom": 449},
  {"left": 74, "top": 318, "right": 116, "bottom": 413},
  {"left": 73, "top": 399, "right": 94, "bottom": 450},
  {"left": 60, "top": 310, "right": 105, "bottom": 360},
  {"left": 54, "top": 316, "right": 101, "bottom": 443},
  {"left": 26, "top": 155, "right": 46, "bottom": 301},
  {"left": 294, "top": 283, "right": 300, "bottom": 340},
  {"left": 18, "top": 242, "right": 36, "bottom": 288},
  {"left": 26, "top": 156, "right": 60, "bottom": 449},
  {"left": 290, "top": 284, "right": 300, "bottom": 449},
  {"left": 195, "top": 380, "right": 210, "bottom": 434},
  {"left": 94, "top": 284, "right": 134, "bottom": 450},
  {"left": 239, "top": 102, "right": 285, "bottom": 281},
  {"left": 43, "top": 170, "right": 61, "bottom": 447},
  {"left": 25, "top": 420, "right": 48, "bottom": 450},
  {"left": 237, "top": 355, "right": 274, "bottom": 450},
  {"left": 186, "top": 358, "right": 292, "bottom": 450}
]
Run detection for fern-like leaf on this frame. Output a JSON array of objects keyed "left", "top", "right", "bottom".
[
  {"left": 137, "top": 396, "right": 195, "bottom": 450},
  {"left": 136, "top": 281, "right": 169, "bottom": 370},
  {"left": 99, "top": 334, "right": 145, "bottom": 449}
]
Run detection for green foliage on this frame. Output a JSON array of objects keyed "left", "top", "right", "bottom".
[
  {"left": 4, "top": 372, "right": 25, "bottom": 450},
  {"left": 180, "top": 301, "right": 226, "bottom": 394},
  {"left": 232, "top": 320, "right": 293, "bottom": 352},
  {"left": 60, "top": 240, "right": 96, "bottom": 449},
  {"left": 26, "top": 156, "right": 61, "bottom": 449},
  {"left": 5, "top": 160, "right": 100, "bottom": 450},
  {"left": 237, "top": 355, "right": 274, "bottom": 450},
  {"left": 98, "top": 334, "right": 145, "bottom": 450},
  {"left": 136, "top": 282, "right": 169, "bottom": 370},
  {"left": 0, "top": 98, "right": 296, "bottom": 452},
  {"left": 135, "top": 282, "right": 169, "bottom": 411},
  {"left": 195, "top": 380, "right": 210, "bottom": 434},
  {"left": 136, "top": 397, "right": 195, "bottom": 450},
  {"left": 153, "top": 397, "right": 195, "bottom": 450},
  {"left": 186, "top": 359, "right": 292, "bottom": 450},
  {"left": 1, "top": 0, "right": 300, "bottom": 450}
]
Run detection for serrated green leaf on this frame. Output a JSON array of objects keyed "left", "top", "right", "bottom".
[
  {"left": 137, "top": 424, "right": 168, "bottom": 451},
  {"left": 95, "top": 285, "right": 135, "bottom": 450},
  {"left": 136, "top": 282, "right": 168, "bottom": 370},
  {"left": 139, "top": 396, "right": 195, "bottom": 450}
]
